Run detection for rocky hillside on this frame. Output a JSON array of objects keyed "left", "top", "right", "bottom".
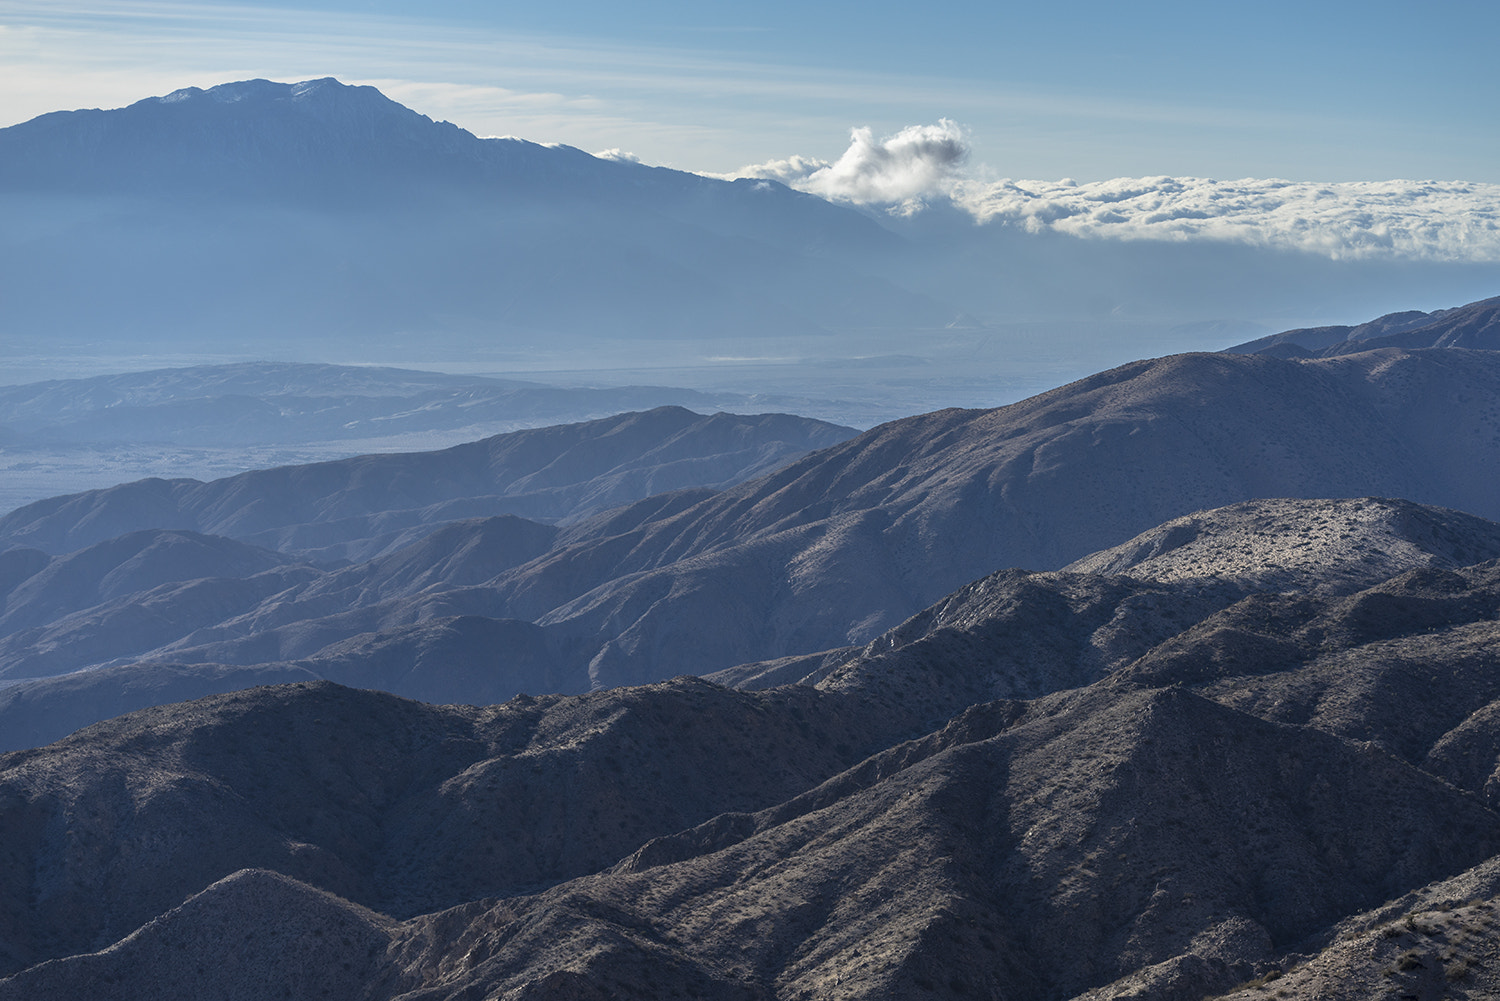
[{"left": 3, "top": 496, "right": 1500, "bottom": 999}]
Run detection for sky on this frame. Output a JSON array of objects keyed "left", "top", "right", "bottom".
[{"left": 2, "top": 0, "right": 1498, "bottom": 185}]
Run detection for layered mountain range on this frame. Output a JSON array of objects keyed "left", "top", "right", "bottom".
[
  {"left": 5, "top": 71, "right": 1500, "bottom": 999},
  {"left": 2, "top": 341, "right": 1499, "bottom": 748},
  {"left": 0, "top": 362, "right": 853, "bottom": 449},
  {"left": 4, "top": 286, "right": 1500, "bottom": 997}
]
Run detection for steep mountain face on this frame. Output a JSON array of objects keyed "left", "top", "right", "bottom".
[
  {"left": 1225, "top": 294, "right": 1500, "bottom": 357},
  {"left": 5, "top": 497, "right": 1500, "bottom": 999},
  {"left": 464, "top": 346, "right": 1500, "bottom": 684}
]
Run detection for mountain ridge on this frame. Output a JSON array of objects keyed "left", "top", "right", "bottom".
[
  {"left": 0, "top": 406, "right": 854, "bottom": 555},
  {"left": 1225, "top": 294, "right": 1500, "bottom": 357}
]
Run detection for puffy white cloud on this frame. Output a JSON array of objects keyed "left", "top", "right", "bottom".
[
  {"left": 949, "top": 175, "right": 1500, "bottom": 263},
  {"left": 732, "top": 120, "right": 969, "bottom": 213}
]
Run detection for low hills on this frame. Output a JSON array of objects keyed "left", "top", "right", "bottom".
[
  {"left": 0, "top": 360, "right": 886, "bottom": 515},
  {"left": 0, "top": 362, "right": 779, "bottom": 448}
]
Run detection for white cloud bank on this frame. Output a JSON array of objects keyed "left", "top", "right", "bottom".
[
  {"left": 953, "top": 176, "right": 1500, "bottom": 263},
  {"left": 731, "top": 124, "right": 1500, "bottom": 263}
]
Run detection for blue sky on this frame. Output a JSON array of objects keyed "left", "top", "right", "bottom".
[{"left": 2, "top": 0, "right": 1497, "bottom": 183}]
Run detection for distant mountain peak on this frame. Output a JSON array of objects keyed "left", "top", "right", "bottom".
[
  {"left": 1224, "top": 294, "right": 1500, "bottom": 357},
  {"left": 0, "top": 76, "right": 485, "bottom": 199}
]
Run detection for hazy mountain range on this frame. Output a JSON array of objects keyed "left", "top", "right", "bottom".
[
  {"left": 0, "top": 78, "right": 934, "bottom": 358},
  {"left": 0, "top": 364, "right": 826, "bottom": 448},
  {"left": 5, "top": 78, "right": 1498, "bottom": 396},
  {"left": 0, "top": 362, "right": 890, "bottom": 515}
]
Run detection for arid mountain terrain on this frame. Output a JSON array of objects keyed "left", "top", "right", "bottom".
[
  {"left": 0, "top": 405, "right": 854, "bottom": 557},
  {"left": 4, "top": 68, "right": 1499, "bottom": 999},
  {"left": 3, "top": 490, "right": 1500, "bottom": 999},
  {"left": 1, "top": 345, "right": 1498, "bottom": 756}
]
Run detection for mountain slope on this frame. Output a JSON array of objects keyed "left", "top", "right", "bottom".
[
  {"left": 0, "top": 677, "right": 902, "bottom": 977},
  {"left": 1064, "top": 496, "right": 1500, "bottom": 594},
  {"left": 0, "top": 529, "right": 292, "bottom": 637},
  {"left": 378, "top": 685, "right": 1495, "bottom": 1001},
  {"left": 12, "top": 493, "right": 1470, "bottom": 751},
  {"left": 473, "top": 347, "right": 1500, "bottom": 680}
]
